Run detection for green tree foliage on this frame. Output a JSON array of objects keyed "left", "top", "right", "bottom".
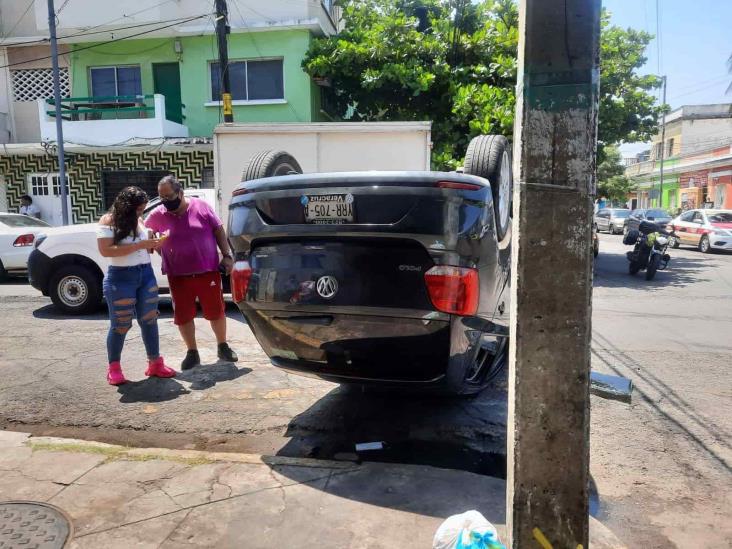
[
  {"left": 303, "top": 1, "right": 663, "bottom": 170},
  {"left": 597, "top": 146, "right": 635, "bottom": 203}
]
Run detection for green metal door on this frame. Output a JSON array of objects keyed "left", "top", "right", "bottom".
[{"left": 152, "top": 63, "right": 183, "bottom": 124}]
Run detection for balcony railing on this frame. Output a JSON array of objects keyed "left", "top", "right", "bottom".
[
  {"left": 38, "top": 93, "right": 188, "bottom": 146},
  {"left": 45, "top": 94, "right": 157, "bottom": 121}
]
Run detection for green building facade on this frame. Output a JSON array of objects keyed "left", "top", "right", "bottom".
[{"left": 68, "top": 30, "right": 325, "bottom": 137}]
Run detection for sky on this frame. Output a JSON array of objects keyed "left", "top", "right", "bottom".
[{"left": 601, "top": 0, "right": 732, "bottom": 156}]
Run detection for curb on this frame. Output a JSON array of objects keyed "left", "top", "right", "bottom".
[{"left": 26, "top": 434, "right": 358, "bottom": 470}]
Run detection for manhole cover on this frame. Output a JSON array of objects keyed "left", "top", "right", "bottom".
[{"left": 0, "top": 502, "right": 70, "bottom": 549}]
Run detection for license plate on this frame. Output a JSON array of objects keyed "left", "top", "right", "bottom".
[{"left": 303, "top": 194, "right": 354, "bottom": 224}]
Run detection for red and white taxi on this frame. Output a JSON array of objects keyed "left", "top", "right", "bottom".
[{"left": 668, "top": 209, "right": 732, "bottom": 253}]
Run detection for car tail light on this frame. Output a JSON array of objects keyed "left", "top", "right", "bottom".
[
  {"left": 231, "top": 261, "right": 252, "bottom": 302},
  {"left": 424, "top": 266, "right": 479, "bottom": 316},
  {"left": 436, "top": 181, "right": 482, "bottom": 191},
  {"left": 13, "top": 234, "right": 35, "bottom": 247}
]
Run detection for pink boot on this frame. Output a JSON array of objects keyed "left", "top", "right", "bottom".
[
  {"left": 145, "top": 356, "right": 176, "bottom": 378},
  {"left": 107, "top": 362, "right": 127, "bottom": 385}
]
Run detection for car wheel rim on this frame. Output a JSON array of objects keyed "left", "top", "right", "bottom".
[
  {"left": 273, "top": 162, "right": 298, "bottom": 176},
  {"left": 498, "top": 151, "right": 511, "bottom": 230},
  {"left": 58, "top": 276, "right": 87, "bottom": 307},
  {"left": 702, "top": 239, "right": 709, "bottom": 252}
]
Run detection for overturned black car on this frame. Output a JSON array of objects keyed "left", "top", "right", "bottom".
[{"left": 227, "top": 135, "right": 513, "bottom": 395}]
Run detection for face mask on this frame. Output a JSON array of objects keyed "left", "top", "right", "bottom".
[{"left": 163, "top": 196, "right": 182, "bottom": 211}]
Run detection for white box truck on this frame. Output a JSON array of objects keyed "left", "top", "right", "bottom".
[{"left": 213, "top": 122, "right": 432, "bottom": 226}]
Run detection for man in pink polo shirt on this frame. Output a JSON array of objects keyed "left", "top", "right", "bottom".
[{"left": 145, "top": 175, "right": 238, "bottom": 370}]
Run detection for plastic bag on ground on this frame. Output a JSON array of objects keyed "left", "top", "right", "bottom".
[{"left": 433, "top": 510, "right": 506, "bottom": 549}]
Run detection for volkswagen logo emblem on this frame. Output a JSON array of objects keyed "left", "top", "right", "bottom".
[{"left": 316, "top": 275, "right": 339, "bottom": 299}]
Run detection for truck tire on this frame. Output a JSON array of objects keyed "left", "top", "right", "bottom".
[
  {"left": 241, "top": 150, "right": 302, "bottom": 182},
  {"left": 463, "top": 135, "right": 513, "bottom": 241},
  {"left": 49, "top": 264, "right": 103, "bottom": 315}
]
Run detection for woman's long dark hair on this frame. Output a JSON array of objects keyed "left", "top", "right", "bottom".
[{"left": 110, "top": 186, "right": 148, "bottom": 244}]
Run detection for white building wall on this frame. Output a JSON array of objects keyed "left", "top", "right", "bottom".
[{"left": 680, "top": 117, "right": 732, "bottom": 155}]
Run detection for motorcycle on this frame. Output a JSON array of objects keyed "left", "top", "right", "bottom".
[{"left": 623, "top": 220, "right": 672, "bottom": 281}]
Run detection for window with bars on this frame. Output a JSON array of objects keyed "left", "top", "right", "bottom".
[
  {"left": 28, "top": 173, "right": 68, "bottom": 197},
  {"left": 11, "top": 68, "right": 70, "bottom": 102},
  {"left": 201, "top": 167, "right": 215, "bottom": 188}
]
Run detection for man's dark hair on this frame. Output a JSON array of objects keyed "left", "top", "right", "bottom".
[
  {"left": 20, "top": 194, "right": 32, "bottom": 203},
  {"left": 158, "top": 175, "right": 182, "bottom": 193}
]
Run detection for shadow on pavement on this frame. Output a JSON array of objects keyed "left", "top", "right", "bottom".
[
  {"left": 32, "top": 300, "right": 246, "bottom": 323},
  {"left": 116, "top": 362, "right": 252, "bottom": 402},
  {"left": 275, "top": 372, "right": 509, "bottom": 476},
  {"left": 593, "top": 250, "right": 712, "bottom": 290},
  {"left": 269, "top": 374, "right": 601, "bottom": 518}
]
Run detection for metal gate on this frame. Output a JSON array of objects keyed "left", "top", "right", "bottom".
[{"left": 101, "top": 170, "right": 171, "bottom": 210}]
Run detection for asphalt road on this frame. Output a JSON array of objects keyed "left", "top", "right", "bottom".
[{"left": 1, "top": 233, "right": 730, "bottom": 547}]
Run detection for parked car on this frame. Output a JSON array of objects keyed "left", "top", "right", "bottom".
[
  {"left": 624, "top": 208, "right": 672, "bottom": 235},
  {"left": 28, "top": 189, "right": 215, "bottom": 314},
  {"left": 668, "top": 209, "right": 732, "bottom": 253},
  {"left": 594, "top": 208, "right": 629, "bottom": 234},
  {"left": 0, "top": 213, "right": 50, "bottom": 280},
  {"left": 228, "top": 136, "right": 513, "bottom": 395}
]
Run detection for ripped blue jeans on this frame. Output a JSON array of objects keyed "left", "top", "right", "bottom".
[{"left": 103, "top": 263, "right": 160, "bottom": 363}]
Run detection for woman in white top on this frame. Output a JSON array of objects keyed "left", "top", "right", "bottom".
[{"left": 97, "top": 186, "right": 176, "bottom": 385}]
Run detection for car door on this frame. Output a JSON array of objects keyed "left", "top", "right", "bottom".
[
  {"left": 672, "top": 211, "right": 695, "bottom": 244},
  {"left": 629, "top": 210, "right": 644, "bottom": 232},
  {"left": 688, "top": 210, "right": 706, "bottom": 245},
  {"left": 595, "top": 209, "right": 608, "bottom": 231}
]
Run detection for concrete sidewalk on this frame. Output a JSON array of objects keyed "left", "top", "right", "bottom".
[{"left": 0, "top": 430, "right": 626, "bottom": 548}]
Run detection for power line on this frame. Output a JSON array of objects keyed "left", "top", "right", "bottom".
[
  {"left": 56, "top": 0, "right": 72, "bottom": 15},
  {"left": 229, "top": 0, "right": 304, "bottom": 122},
  {"left": 0, "top": 14, "right": 213, "bottom": 47},
  {"left": 668, "top": 77, "right": 731, "bottom": 100},
  {"left": 56, "top": 0, "right": 176, "bottom": 38},
  {"left": 0, "top": 13, "right": 211, "bottom": 70},
  {"left": 0, "top": 0, "right": 36, "bottom": 42}
]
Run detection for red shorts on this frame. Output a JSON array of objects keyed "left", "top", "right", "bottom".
[{"left": 168, "top": 271, "right": 225, "bottom": 325}]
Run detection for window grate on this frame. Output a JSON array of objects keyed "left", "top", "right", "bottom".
[{"left": 11, "top": 68, "right": 70, "bottom": 102}]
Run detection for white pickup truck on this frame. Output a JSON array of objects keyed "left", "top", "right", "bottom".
[{"left": 27, "top": 189, "right": 216, "bottom": 314}]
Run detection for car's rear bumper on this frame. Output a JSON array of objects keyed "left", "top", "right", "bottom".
[
  {"left": 2, "top": 247, "right": 32, "bottom": 271},
  {"left": 240, "top": 305, "right": 452, "bottom": 383},
  {"left": 28, "top": 249, "right": 52, "bottom": 294}
]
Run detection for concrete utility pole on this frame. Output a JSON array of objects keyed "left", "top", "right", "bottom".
[
  {"left": 658, "top": 75, "right": 667, "bottom": 208},
  {"left": 215, "top": 0, "right": 234, "bottom": 124},
  {"left": 506, "top": 0, "right": 601, "bottom": 548},
  {"left": 47, "top": 0, "right": 69, "bottom": 225}
]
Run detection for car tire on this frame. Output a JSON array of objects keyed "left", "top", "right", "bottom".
[
  {"left": 623, "top": 224, "right": 629, "bottom": 236},
  {"left": 49, "top": 264, "right": 103, "bottom": 315},
  {"left": 0, "top": 260, "right": 7, "bottom": 282},
  {"left": 463, "top": 135, "right": 512, "bottom": 242},
  {"left": 241, "top": 150, "right": 303, "bottom": 182},
  {"left": 669, "top": 235, "right": 680, "bottom": 249},
  {"left": 698, "top": 235, "right": 712, "bottom": 254}
]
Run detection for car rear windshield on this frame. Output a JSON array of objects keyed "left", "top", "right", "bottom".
[
  {"left": 708, "top": 213, "right": 732, "bottom": 223},
  {"left": 0, "top": 215, "right": 49, "bottom": 227},
  {"left": 646, "top": 209, "right": 668, "bottom": 218},
  {"left": 611, "top": 210, "right": 629, "bottom": 218}
]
